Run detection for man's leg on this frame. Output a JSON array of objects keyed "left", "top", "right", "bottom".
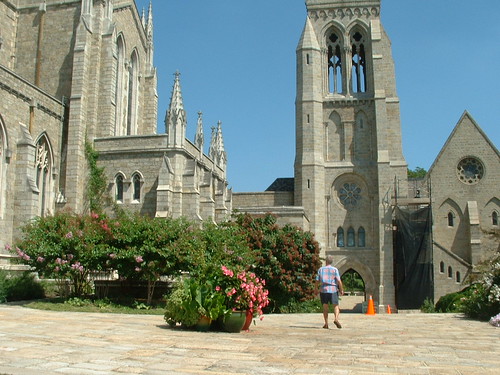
[
  {"left": 322, "top": 303, "right": 329, "bottom": 328},
  {"left": 333, "top": 304, "right": 342, "bottom": 328}
]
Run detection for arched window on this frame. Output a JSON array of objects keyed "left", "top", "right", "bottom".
[
  {"left": 439, "top": 261, "right": 445, "bottom": 273},
  {"left": 456, "top": 271, "right": 461, "bottom": 283},
  {"left": 35, "top": 135, "right": 52, "bottom": 217},
  {"left": 448, "top": 266, "right": 453, "bottom": 278},
  {"left": 327, "top": 31, "right": 343, "bottom": 94},
  {"left": 115, "top": 174, "right": 124, "bottom": 203},
  {"left": 132, "top": 173, "right": 141, "bottom": 202},
  {"left": 493, "top": 211, "right": 498, "bottom": 226},
  {"left": 351, "top": 30, "right": 367, "bottom": 93},
  {"left": 347, "top": 227, "right": 355, "bottom": 247},
  {"left": 358, "top": 227, "right": 366, "bottom": 247},
  {"left": 115, "top": 35, "right": 126, "bottom": 136},
  {"left": 447, "top": 212, "right": 454, "bottom": 227},
  {"left": 337, "top": 227, "right": 344, "bottom": 247},
  {"left": 126, "top": 50, "right": 139, "bottom": 135}
]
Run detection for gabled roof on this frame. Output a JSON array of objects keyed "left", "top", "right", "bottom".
[{"left": 427, "top": 111, "right": 500, "bottom": 176}]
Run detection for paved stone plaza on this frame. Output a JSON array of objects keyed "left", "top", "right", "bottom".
[{"left": 0, "top": 305, "right": 498, "bottom": 374}]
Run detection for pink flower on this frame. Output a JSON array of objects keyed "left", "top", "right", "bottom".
[
  {"left": 91, "top": 212, "right": 99, "bottom": 219},
  {"left": 37, "top": 256, "right": 45, "bottom": 263},
  {"left": 65, "top": 231, "right": 73, "bottom": 239},
  {"left": 4, "top": 244, "right": 12, "bottom": 251},
  {"left": 135, "top": 267, "right": 141, "bottom": 272},
  {"left": 135, "top": 255, "right": 143, "bottom": 263},
  {"left": 215, "top": 286, "right": 221, "bottom": 292},
  {"left": 109, "top": 253, "right": 116, "bottom": 259}
]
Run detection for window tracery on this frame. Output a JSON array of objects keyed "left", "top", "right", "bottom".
[
  {"left": 457, "top": 157, "right": 484, "bottom": 185},
  {"left": 327, "top": 32, "right": 343, "bottom": 94},
  {"left": 351, "top": 31, "right": 367, "bottom": 93},
  {"left": 35, "top": 137, "right": 51, "bottom": 217}
]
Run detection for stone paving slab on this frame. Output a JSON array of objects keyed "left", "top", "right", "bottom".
[{"left": 0, "top": 305, "right": 498, "bottom": 374}]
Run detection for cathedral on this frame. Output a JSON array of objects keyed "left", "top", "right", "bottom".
[
  {"left": 0, "top": 0, "right": 231, "bottom": 266},
  {"left": 0, "top": 0, "right": 498, "bottom": 310}
]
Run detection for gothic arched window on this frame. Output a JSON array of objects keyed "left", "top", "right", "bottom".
[
  {"left": 447, "top": 212, "right": 454, "bottom": 227},
  {"left": 132, "top": 173, "right": 141, "bottom": 202},
  {"left": 35, "top": 135, "right": 52, "bottom": 217},
  {"left": 115, "top": 35, "right": 126, "bottom": 136},
  {"left": 127, "top": 50, "right": 139, "bottom": 135},
  {"left": 351, "top": 30, "right": 367, "bottom": 93},
  {"left": 347, "top": 227, "right": 355, "bottom": 247},
  {"left": 358, "top": 227, "right": 366, "bottom": 247},
  {"left": 327, "top": 31, "right": 343, "bottom": 94},
  {"left": 337, "top": 227, "right": 344, "bottom": 248},
  {"left": 493, "top": 211, "right": 498, "bottom": 226},
  {"left": 115, "top": 174, "right": 124, "bottom": 203}
]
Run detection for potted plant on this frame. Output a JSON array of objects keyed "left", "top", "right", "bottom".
[{"left": 164, "top": 277, "right": 228, "bottom": 331}]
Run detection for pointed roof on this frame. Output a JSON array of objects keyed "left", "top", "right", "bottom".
[
  {"left": 427, "top": 111, "right": 500, "bottom": 176},
  {"left": 297, "top": 16, "right": 320, "bottom": 51},
  {"left": 167, "top": 71, "right": 184, "bottom": 118},
  {"left": 165, "top": 71, "right": 187, "bottom": 144},
  {"left": 195, "top": 111, "right": 204, "bottom": 151}
]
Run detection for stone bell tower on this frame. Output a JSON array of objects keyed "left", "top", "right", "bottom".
[{"left": 295, "top": 0, "right": 408, "bottom": 307}]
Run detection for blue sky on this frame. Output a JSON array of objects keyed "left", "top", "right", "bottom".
[{"left": 135, "top": 0, "right": 499, "bottom": 193}]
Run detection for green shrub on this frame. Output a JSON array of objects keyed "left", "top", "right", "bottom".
[
  {"left": 420, "top": 297, "right": 436, "bottom": 313},
  {"left": 0, "top": 271, "right": 45, "bottom": 302},
  {"left": 435, "top": 289, "right": 467, "bottom": 313}
]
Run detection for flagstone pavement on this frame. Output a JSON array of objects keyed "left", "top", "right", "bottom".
[{"left": 0, "top": 304, "right": 498, "bottom": 375}]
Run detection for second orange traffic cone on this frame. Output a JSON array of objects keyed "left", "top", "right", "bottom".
[
  {"left": 366, "top": 295, "right": 376, "bottom": 315},
  {"left": 387, "top": 304, "right": 392, "bottom": 314}
]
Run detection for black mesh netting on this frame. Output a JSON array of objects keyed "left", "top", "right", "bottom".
[{"left": 394, "top": 206, "right": 434, "bottom": 309}]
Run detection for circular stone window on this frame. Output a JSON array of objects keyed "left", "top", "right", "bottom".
[
  {"left": 339, "top": 183, "right": 361, "bottom": 209},
  {"left": 457, "top": 157, "right": 484, "bottom": 185}
]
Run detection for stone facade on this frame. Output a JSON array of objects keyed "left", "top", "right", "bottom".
[
  {"left": 233, "top": 0, "right": 499, "bottom": 308},
  {"left": 0, "top": 0, "right": 231, "bottom": 266},
  {"left": 426, "top": 113, "right": 500, "bottom": 300}
]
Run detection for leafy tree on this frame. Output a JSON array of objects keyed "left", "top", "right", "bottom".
[
  {"left": 407, "top": 166, "right": 427, "bottom": 179},
  {"left": 84, "top": 141, "right": 108, "bottom": 215}
]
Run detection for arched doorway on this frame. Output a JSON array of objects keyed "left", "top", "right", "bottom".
[{"left": 341, "top": 269, "right": 365, "bottom": 312}]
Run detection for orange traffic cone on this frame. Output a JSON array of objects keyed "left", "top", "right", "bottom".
[
  {"left": 366, "top": 295, "right": 376, "bottom": 315},
  {"left": 387, "top": 305, "right": 392, "bottom": 314}
]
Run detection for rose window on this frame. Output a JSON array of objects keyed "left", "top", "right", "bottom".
[
  {"left": 339, "top": 183, "right": 361, "bottom": 208},
  {"left": 457, "top": 157, "right": 484, "bottom": 185}
]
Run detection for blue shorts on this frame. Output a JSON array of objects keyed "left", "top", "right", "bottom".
[{"left": 320, "top": 292, "right": 339, "bottom": 305}]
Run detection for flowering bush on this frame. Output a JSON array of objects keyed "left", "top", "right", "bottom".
[
  {"left": 9, "top": 211, "right": 113, "bottom": 296},
  {"left": 234, "top": 213, "right": 321, "bottom": 312},
  {"left": 218, "top": 265, "right": 269, "bottom": 317},
  {"left": 460, "top": 253, "right": 500, "bottom": 321},
  {"left": 490, "top": 313, "right": 500, "bottom": 327}
]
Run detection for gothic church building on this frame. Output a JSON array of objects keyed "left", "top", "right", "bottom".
[
  {"left": 0, "top": 0, "right": 231, "bottom": 267},
  {"left": 233, "top": 0, "right": 499, "bottom": 309}
]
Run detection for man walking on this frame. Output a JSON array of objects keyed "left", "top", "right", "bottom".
[{"left": 317, "top": 255, "right": 344, "bottom": 329}]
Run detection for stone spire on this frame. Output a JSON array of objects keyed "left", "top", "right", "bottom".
[
  {"left": 214, "top": 121, "right": 226, "bottom": 168},
  {"left": 297, "top": 16, "right": 320, "bottom": 52},
  {"left": 208, "top": 126, "right": 216, "bottom": 161},
  {"left": 194, "top": 111, "right": 204, "bottom": 153},
  {"left": 165, "top": 71, "right": 187, "bottom": 147},
  {"left": 146, "top": 1, "right": 154, "bottom": 72},
  {"left": 141, "top": 7, "right": 146, "bottom": 29}
]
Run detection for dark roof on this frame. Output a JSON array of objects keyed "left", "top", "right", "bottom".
[{"left": 265, "top": 178, "right": 295, "bottom": 192}]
